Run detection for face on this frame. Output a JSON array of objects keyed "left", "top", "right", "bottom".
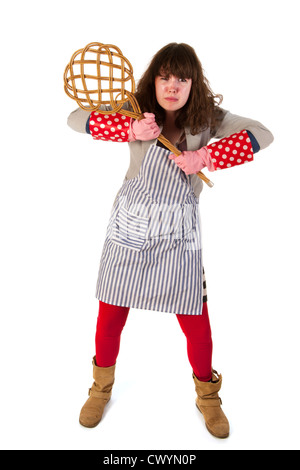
[{"left": 155, "top": 73, "right": 192, "bottom": 114}]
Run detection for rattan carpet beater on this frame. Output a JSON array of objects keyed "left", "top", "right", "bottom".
[{"left": 64, "top": 42, "right": 213, "bottom": 187}]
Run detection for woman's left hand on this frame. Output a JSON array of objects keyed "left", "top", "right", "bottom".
[{"left": 169, "top": 148, "right": 212, "bottom": 175}]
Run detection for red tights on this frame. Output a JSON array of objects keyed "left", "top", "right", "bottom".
[{"left": 95, "top": 301, "right": 213, "bottom": 382}]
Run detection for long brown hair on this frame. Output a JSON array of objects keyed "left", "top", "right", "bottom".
[{"left": 135, "top": 43, "right": 223, "bottom": 135}]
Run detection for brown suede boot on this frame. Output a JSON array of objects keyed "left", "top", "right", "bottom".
[
  {"left": 193, "top": 369, "right": 230, "bottom": 439},
  {"left": 79, "top": 357, "right": 115, "bottom": 428}
]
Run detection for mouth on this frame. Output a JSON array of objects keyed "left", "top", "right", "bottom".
[{"left": 164, "top": 97, "right": 178, "bottom": 102}]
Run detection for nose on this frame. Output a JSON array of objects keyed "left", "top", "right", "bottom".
[{"left": 167, "top": 76, "right": 178, "bottom": 93}]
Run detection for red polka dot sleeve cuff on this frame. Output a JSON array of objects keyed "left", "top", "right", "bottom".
[
  {"left": 89, "top": 111, "right": 131, "bottom": 142},
  {"left": 206, "top": 130, "right": 254, "bottom": 171}
]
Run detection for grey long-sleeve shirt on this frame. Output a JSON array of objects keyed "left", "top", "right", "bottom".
[{"left": 67, "top": 107, "right": 274, "bottom": 197}]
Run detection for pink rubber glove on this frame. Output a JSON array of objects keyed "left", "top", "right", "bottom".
[
  {"left": 128, "top": 113, "right": 161, "bottom": 142},
  {"left": 169, "top": 147, "right": 215, "bottom": 175}
]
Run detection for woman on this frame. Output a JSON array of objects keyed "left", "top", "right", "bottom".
[{"left": 67, "top": 43, "right": 274, "bottom": 438}]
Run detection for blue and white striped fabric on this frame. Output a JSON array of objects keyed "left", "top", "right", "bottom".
[{"left": 95, "top": 144, "right": 203, "bottom": 315}]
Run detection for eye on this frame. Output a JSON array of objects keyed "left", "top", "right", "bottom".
[{"left": 179, "top": 78, "right": 188, "bottom": 83}]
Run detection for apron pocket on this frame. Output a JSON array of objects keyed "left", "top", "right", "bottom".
[{"left": 111, "top": 206, "right": 149, "bottom": 251}]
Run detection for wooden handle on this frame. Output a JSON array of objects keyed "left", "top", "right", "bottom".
[{"left": 131, "top": 111, "right": 214, "bottom": 188}]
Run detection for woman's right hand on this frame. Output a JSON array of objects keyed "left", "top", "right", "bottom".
[{"left": 129, "top": 113, "right": 161, "bottom": 142}]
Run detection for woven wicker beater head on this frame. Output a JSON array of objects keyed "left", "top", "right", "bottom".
[{"left": 64, "top": 42, "right": 140, "bottom": 116}]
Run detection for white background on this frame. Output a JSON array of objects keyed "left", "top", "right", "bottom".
[{"left": 1, "top": 0, "right": 299, "bottom": 451}]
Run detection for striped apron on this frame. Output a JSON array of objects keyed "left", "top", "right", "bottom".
[{"left": 95, "top": 144, "right": 204, "bottom": 315}]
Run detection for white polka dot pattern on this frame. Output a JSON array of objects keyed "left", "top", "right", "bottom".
[
  {"left": 207, "top": 130, "right": 254, "bottom": 170},
  {"left": 89, "top": 112, "right": 131, "bottom": 142}
]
